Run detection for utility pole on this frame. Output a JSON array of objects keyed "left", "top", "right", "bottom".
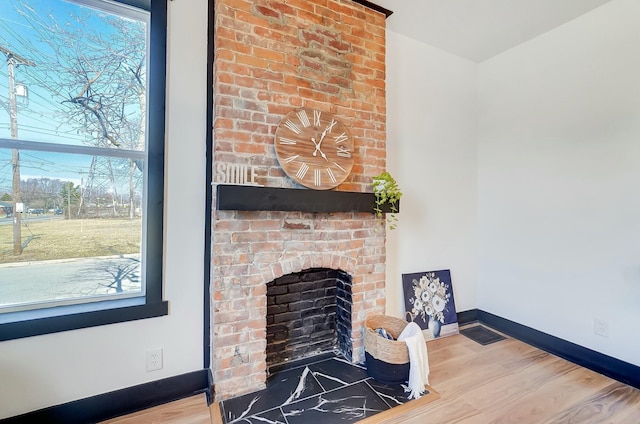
[{"left": 1, "top": 45, "right": 35, "bottom": 255}]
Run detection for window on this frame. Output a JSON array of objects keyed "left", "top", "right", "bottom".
[{"left": 0, "top": 0, "right": 167, "bottom": 341}]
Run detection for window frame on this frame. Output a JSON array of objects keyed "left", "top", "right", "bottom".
[{"left": 0, "top": 0, "right": 168, "bottom": 342}]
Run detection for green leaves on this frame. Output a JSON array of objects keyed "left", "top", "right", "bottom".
[{"left": 372, "top": 171, "right": 402, "bottom": 230}]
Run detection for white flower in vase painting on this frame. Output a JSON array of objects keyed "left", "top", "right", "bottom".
[{"left": 410, "top": 273, "right": 451, "bottom": 325}]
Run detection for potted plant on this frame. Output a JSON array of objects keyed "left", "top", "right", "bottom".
[{"left": 371, "top": 171, "right": 402, "bottom": 230}]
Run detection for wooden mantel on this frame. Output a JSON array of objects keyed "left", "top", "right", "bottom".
[{"left": 215, "top": 185, "right": 399, "bottom": 214}]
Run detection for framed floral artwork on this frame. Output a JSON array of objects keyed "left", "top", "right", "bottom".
[{"left": 402, "top": 270, "right": 459, "bottom": 341}]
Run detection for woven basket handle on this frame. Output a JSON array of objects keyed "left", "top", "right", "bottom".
[{"left": 405, "top": 311, "right": 415, "bottom": 322}]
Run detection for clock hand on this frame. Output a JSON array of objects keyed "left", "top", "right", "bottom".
[
  {"left": 314, "top": 126, "right": 332, "bottom": 160},
  {"left": 310, "top": 137, "right": 328, "bottom": 161},
  {"left": 318, "top": 127, "right": 329, "bottom": 144},
  {"left": 319, "top": 119, "right": 337, "bottom": 145},
  {"left": 312, "top": 120, "right": 336, "bottom": 160}
]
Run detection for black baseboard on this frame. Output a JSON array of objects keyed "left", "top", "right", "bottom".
[
  {"left": 476, "top": 310, "right": 640, "bottom": 390},
  {"left": 456, "top": 309, "right": 479, "bottom": 325},
  {"left": 1, "top": 369, "right": 212, "bottom": 424}
]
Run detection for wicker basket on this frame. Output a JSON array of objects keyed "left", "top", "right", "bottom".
[
  {"left": 364, "top": 315, "right": 411, "bottom": 384},
  {"left": 364, "top": 315, "right": 410, "bottom": 364}
]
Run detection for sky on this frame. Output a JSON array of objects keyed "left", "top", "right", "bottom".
[
  {"left": 0, "top": 0, "right": 94, "bottom": 145},
  {"left": 0, "top": 0, "right": 147, "bottom": 198}
]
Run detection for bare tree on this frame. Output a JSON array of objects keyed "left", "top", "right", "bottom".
[
  {"left": 19, "top": 177, "right": 65, "bottom": 209},
  {"left": 10, "top": 0, "right": 147, "bottom": 218},
  {"left": 60, "top": 181, "right": 80, "bottom": 218}
]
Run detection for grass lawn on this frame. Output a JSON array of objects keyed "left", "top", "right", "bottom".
[{"left": 0, "top": 217, "right": 141, "bottom": 264}]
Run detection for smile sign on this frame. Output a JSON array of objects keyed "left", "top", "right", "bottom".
[{"left": 215, "top": 162, "right": 263, "bottom": 186}]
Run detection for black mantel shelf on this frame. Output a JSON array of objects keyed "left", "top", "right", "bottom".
[{"left": 216, "top": 184, "right": 399, "bottom": 214}]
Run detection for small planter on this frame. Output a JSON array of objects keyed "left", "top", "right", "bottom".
[{"left": 371, "top": 172, "right": 402, "bottom": 230}]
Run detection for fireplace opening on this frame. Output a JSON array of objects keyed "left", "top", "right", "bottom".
[{"left": 266, "top": 268, "right": 353, "bottom": 372}]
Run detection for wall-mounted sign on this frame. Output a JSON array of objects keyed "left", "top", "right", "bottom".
[{"left": 215, "top": 163, "right": 263, "bottom": 186}]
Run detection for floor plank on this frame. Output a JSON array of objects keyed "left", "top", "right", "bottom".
[
  {"left": 99, "top": 393, "right": 211, "bottom": 424},
  {"left": 209, "top": 401, "right": 223, "bottom": 424}
]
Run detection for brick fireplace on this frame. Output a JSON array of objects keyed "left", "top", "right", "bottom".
[{"left": 211, "top": 0, "right": 388, "bottom": 400}]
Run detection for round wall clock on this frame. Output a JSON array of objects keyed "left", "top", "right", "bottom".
[{"left": 274, "top": 108, "right": 354, "bottom": 190}]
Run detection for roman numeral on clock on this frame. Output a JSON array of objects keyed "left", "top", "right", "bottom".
[
  {"left": 279, "top": 137, "right": 297, "bottom": 145},
  {"left": 314, "top": 169, "right": 322, "bottom": 186},
  {"left": 284, "top": 155, "right": 299, "bottom": 163},
  {"left": 297, "top": 110, "right": 310, "bottom": 127},
  {"left": 334, "top": 132, "right": 348, "bottom": 144},
  {"left": 296, "top": 162, "right": 309, "bottom": 179},
  {"left": 284, "top": 119, "right": 301, "bottom": 134},
  {"left": 337, "top": 145, "right": 351, "bottom": 158},
  {"left": 326, "top": 167, "right": 336, "bottom": 184},
  {"left": 314, "top": 110, "right": 321, "bottom": 126},
  {"left": 333, "top": 162, "right": 346, "bottom": 173}
]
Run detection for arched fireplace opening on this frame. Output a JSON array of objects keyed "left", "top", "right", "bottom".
[{"left": 266, "top": 268, "right": 353, "bottom": 372}]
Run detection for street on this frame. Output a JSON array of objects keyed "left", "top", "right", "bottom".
[
  {"left": 0, "top": 255, "right": 141, "bottom": 308},
  {"left": 0, "top": 214, "right": 65, "bottom": 226}
]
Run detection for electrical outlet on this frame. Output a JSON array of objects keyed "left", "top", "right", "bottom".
[
  {"left": 594, "top": 318, "right": 609, "bottom": 338},
  {"left": 146, "top": 349, "right": 163, "bottom": 371}
]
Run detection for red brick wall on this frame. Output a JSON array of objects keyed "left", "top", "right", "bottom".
[{"left": 212, "top": 0, "right": 387, "bottom": 399}]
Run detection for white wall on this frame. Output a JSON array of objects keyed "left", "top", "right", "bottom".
[
  {"left": 385, "top": 31, "right": 478, "bottom": 318},
  {"left": 477, "top": 0, "right": 640, "bottom": 365},
  {"left": 0, "top": 0, "right": 208, "bottom": 418}
]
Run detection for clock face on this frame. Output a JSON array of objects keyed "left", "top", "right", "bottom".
[{"left": 274, "top": 108, "right": 354, "bottom": 190}]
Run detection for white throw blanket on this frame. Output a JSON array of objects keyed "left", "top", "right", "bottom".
[{"left": 397, "top": 321, "right": 430, "bottom": 399}]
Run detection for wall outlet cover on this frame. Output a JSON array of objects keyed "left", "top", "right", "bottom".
[
  {"left": 594, "top": 318, "right": 609, "bottom": 338},
  {"left": 146, "top": 349, "right": 163, "bottom": 371}
]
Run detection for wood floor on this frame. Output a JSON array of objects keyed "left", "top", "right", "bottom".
[
  {"left": 104, "top": 325, "right": 640, "bottom": 424},
  {"left": 100, "top": 394, "right": 213, "bottom": 424}
]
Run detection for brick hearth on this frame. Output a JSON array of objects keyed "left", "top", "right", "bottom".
[{"left": 211, "top": 0, "right": 387, "bottom": 400}]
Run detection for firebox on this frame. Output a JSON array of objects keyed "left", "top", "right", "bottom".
[{"left": 266, "top": 268, "right": 352, "bottom": 371}]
